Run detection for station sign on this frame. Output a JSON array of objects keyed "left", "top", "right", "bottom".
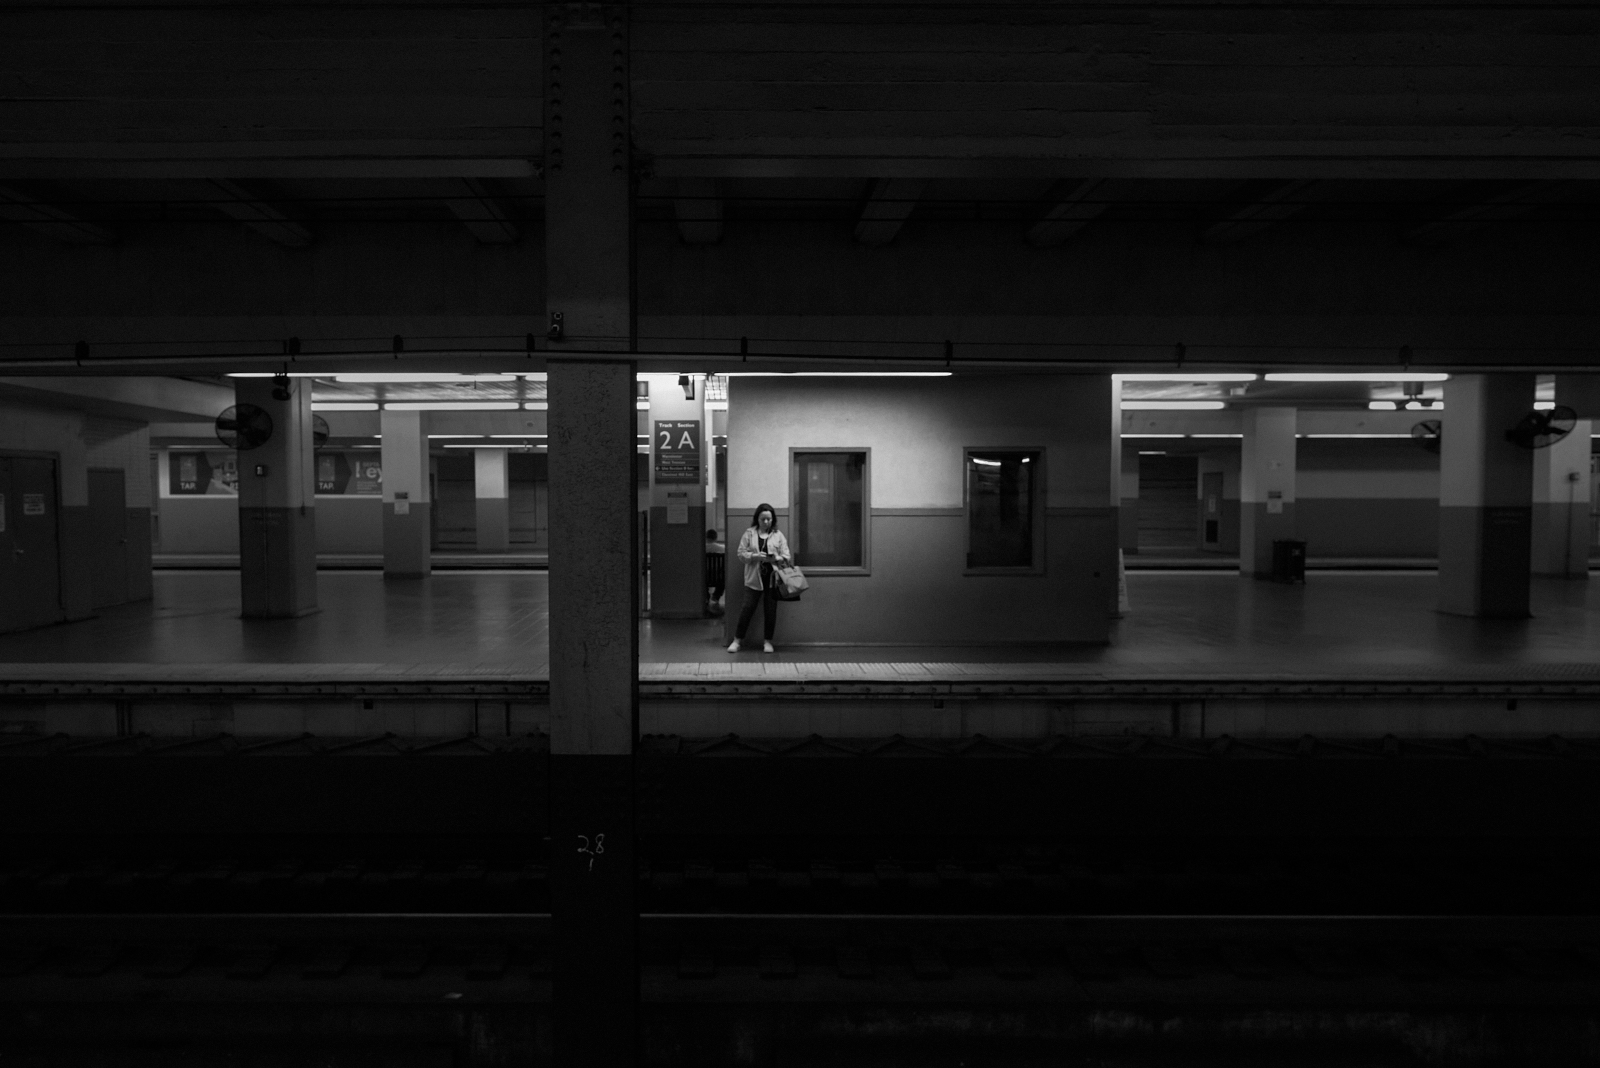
[{"left": 653, "top": 420, "right": 701, "bottom": 484}]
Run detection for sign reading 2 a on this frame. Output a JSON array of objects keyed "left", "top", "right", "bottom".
[{"left": 653, "top": 420, "right": 701, "bottom": 484}]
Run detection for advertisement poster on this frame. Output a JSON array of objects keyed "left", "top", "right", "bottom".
[
  {"left": 169, "top": 450, "right": 381, "bottom": 496},
  {"left": 169, "top": 451, "right": 239, "bottom": 495},
  {"left": 315, "top": 452, "right": 383, "bottom": 495},
  {"left": 653, "top": 420, "right": 701, "bottom": 484}
]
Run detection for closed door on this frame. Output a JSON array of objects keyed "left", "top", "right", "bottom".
[
  {"left": 1202, "top": 472, "right": 1224, "bottom": 546},
  {"left": 0, "top": 456, "right": 64, "bottom": 632},
  {"left": 88, "top": 468, "right": 130, "bottom": 608}
]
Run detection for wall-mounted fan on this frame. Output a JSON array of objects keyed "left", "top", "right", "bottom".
[
  {"left": 1506, "top": 405, "right": 1577, "bottom": 449},
  {"left": 215, "top": 404, "right": 274, "bottom": 451},
  {"left": 1410, "top": 419, "right": 1442, "bottom": 454},
  {"left": 313, "top": 415, "right": 330, "bottom": 448}
]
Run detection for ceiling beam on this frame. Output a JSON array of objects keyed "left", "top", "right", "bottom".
[
  {"left": 854, "top": 178, "right": 925, "bottom": 246},
  {"left": 1201, "top": 180, "right": 1317, "bottom": 244},
  {"left": 443, "top": 178, "right": 520, "bottom": 244},
  {"left": 203, "top": 179, "right": 312, "bottom": 248},
  {"left": 674, "top": 178, "right": 724, "bottom": 245},
  {"left": 0, "top": 184, "right": 115, "bottom": 245},
  {"left": 1402, "top": 181, "right": 1568, "bottom": 246},
  {"left": 1026, "top": 179, "right": 1106, "bottom": 248}
]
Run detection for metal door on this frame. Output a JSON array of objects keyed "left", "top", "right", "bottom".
[
  {"left": 1201, "top": 471, "right": 1223, "bottom": 546},
  {"left": 88, "top": 468, "right": 130, "bottom": 608},
  {"left": 0, "top": 456, "right": 64, "bottom": 632}
]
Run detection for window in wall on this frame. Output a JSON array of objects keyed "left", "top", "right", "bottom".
[
  {"left": 966, "top": 450, "right": 1042, "bottom": 571},
  {"left": 790, "top": 450, "right": 867, "bottom": 571}
]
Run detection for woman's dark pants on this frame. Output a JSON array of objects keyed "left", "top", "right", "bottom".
[{"left": 735, "top": 585, "right": 778, "bottom": 642}]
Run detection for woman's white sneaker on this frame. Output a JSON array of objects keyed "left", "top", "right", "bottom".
[
  {"left": 762, "top": 641, "right": 775, "bottom": 654},
  {"left": 726, "top": 640, "right": 741, "bottom": 653}
]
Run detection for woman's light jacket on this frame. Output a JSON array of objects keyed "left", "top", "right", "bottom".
[{"left": 736, "top": 526, "right": 791, "bottom": 591}]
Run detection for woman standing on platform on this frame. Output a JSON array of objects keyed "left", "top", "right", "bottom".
[{"left": 727, "top": 502, "right": 789, "bottom": 654}]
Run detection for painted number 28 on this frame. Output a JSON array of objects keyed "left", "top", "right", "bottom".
[{"left": 577, "top": 833, "right": 606, "bottom": 872}]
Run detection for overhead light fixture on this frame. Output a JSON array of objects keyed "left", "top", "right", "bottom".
[
  {"left": 1404, "top": 400, "right": 1441, "bottom": 410},
  {"left": 1122, "top": 433, "right": 1186, "bottom": 439},
  {"left": 1189, "top": 433, "right": 1244, "bottom": 438},
  {"left": 1121, "top": 401, "right": 1226, "bottom": 410},
  {"left": 724, "top": 372, "right": 953, "bottom": 377},
  {"left": 1264, "top": 373, "right": 1450, "bottom": 382},
  {"left": 1303, "top": 433, "right": 1413, "bottom": 439},
  {"left": 442, "top": 443, "right": 543, "bottom": 449},
  {"left": 427, "top": 434, "right": 483, "bottom": 439},
  {"left": 337, "top": 373, "right": 517, "bottom": 383},
  {"left": 1368, "top": 401, "right": 1398, "bottom": 410},
  {"left": 490, "top": 434, "right": 549, "bottom": 439},
  {"left": 1137, "top": 450, "right": 1168, "bottom": 455},
  {"left": 382, "top": 402, "right": 520, "bottom": 411},
  {"left": 228, "top": 372, "right": 318, "bottom": 378},
  {"left": 1114, "top": 373, "right": 1257, "bottom": 382},
  {"left": 312, "top": 402, "right": 379, "bottom": 411}
]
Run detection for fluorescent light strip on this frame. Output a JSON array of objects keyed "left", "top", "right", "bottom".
[
  {"left": 1137, "top": 450, "right": 1168, "bottom": 455},
  {"left": 228, "top": 372, "right": 319, "bottom": 378},
  {"left": 489, "top": 434, "right": 548, "bottom": 439},
  {"left": 1122, "top": 433, "right": 1186, "bottom": 439},
  {"left": 1189, "top": 433, "right": 1243, "bottom": 438},
  {"left": 523, "top": 402, "right": 549, "bottom": 410},
  {"left": 428, "top": 434, "right": 483, "bottom": 439},
  {"left": 382, "top": 402, "right": 520, "bottom": 411},
  {"left": 1302, "top": 433, "right": 1413, "bottom": 439},
  {"left": 1368, "top": 402, "right": 1398, "bottom": 410},
  {"left": 1115, "top": 373, "right": 1257, "bottom": 382},
  {"left": 1122, "top": 401, "right": 1226, "bottom": 410},
  {"left": 724, "top": 372, "right": 953, "bottom": 377},
  {"left": 442, "top": 443, "right": 544, "bottom": 449},
  {"left": 336, "top": 373, "right": 517, "bottom": 383},
  {"left": 1265, "top": 373, "right": 1450, "bottom": 382},
  {"left": 312, "top": 402, "right": 379, "bottom": 411}
]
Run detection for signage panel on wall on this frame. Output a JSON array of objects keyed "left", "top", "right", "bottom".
[
  {"left": 315, "top": 451, "right": 383, "bottom": 495},
  {"left": 169, "top": 451, "right": 239, "bottom": 495},
  {"left": 653, "top": 420, "right": 701, "bottom": 484}
]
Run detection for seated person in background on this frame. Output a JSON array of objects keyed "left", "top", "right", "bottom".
[{"left": 704, "top": 528, "right": 727, "bottom": 616}]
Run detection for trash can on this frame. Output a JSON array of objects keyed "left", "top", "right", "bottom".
[{"left": 1271, "top": 539, "right": 1307, "bottom": 583}]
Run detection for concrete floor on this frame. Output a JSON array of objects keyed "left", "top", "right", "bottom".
[{"left": 1, "top": 570, "right": 1599, "bottom": 679}]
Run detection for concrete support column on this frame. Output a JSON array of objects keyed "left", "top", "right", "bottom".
[
  {"left": 235, "top": 378, "right": 317, "bottom": 618},
  {"left": 545, "top": 3, "right": 637, "bottom": 1065},
  {"left": 380, "top": 409, "right": 431, "bottom": 578},
  {"left": 474, "top": 447, "right": 511, "bottom": 553},
  {"left": 1438, "top": 374, "right": 1536, "bottom": 617},
  {"left": 1239, "top": 407, "right": 1297, "bottom": 576},
  {"left": 1531, "top": 418, "right": 1591, "bottom": 578}
]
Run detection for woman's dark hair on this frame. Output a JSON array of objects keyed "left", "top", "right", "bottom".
[{"left": 749, "top": 503, "right": 778, "bottom": 530}]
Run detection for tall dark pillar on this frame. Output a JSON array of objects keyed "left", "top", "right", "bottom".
[
  {"left": 545, "top": 3, "right": 638, "bottom": 1065},
  {"left": 1438, "top": 374, "right": 1535, "bottom": 617},
  {"left": 235, "top": 377, "right": 317, "bottom": 618}
]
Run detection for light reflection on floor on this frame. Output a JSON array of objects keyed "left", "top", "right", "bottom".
[{"left": 0, "top": 569, "right": 1597, "bottom": 676}]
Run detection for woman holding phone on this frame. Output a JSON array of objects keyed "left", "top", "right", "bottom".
[{"left": 728, "top": 502, "right": 790, "bottom": 654}]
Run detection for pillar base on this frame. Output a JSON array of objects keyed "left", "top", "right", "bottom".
[
  {"left": 1438, "top": 505, "right": 1533, "bottom": 618},
  {"left": 239, "top": 506, "right": 318, "bottom": 619},
  {"left": 383, "top": 502, "right": 432, "bottom": 579},
  {"left": 475, "top": 497, "right": 511, "bottom": 553}
]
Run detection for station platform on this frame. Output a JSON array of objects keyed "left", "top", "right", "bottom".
[{"left": 0, "top": 570, "right": 1598, "bottom": 688}]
